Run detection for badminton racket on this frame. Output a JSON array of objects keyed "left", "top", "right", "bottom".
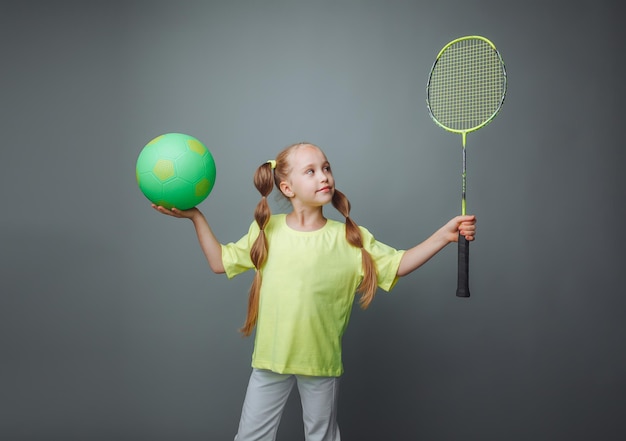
[{"left": 426, "top": 35, "right": 507, "bottom": 297}]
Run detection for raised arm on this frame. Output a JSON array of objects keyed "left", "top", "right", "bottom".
[
  {"left": 152, "top": 205, "right": 225, "bottom": 274},
  {"left": 396, "top": 215, "right": 475, "bottom": 277}
]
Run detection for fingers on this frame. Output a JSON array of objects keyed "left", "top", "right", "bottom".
[
  {"left": 460, "top": 228, "right": 475, "bottom": 241},
  {"left": 457, "top": 214, "right": 476, "bottom": 223},
  {"left": 458, "top": 215, "right": 476, "bottom": 241},
  {"left": 151, "top": 204, "right": 181, "bottom": 217},
  {"left": 151, "top": 203, "right": 168, "bottom": 214}
]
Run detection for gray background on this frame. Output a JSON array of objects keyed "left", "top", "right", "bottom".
[{"left": 1, "top": 1, "right": 624, "bottom": 440}]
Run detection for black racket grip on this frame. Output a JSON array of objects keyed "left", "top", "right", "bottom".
[{"left": 456, "top": 234, "right": 470, "bottom": 298}]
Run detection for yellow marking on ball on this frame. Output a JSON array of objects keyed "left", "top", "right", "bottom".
[
  {"left": 187, "top": 139, "right": 206, "bottom": 156},
  {"left": 153, "top": 159, "right": 175, "bottom": 181},
  {"left": 147, "top": 135, "right": 164, "bottom": 146},
  {"left": 195, "top": 178, "right": 211, "bottom": 197}
]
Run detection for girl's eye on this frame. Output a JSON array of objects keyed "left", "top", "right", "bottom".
[{"left": 306, "top": 169, "right": 314, "bottom": 175}]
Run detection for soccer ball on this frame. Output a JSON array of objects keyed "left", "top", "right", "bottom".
[{"left": 136, "top": 133, "right": 216, "bottom": 210}]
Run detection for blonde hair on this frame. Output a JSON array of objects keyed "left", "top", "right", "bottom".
[{"left": 239, "top": 143, "right": 378, "bottom": 336}]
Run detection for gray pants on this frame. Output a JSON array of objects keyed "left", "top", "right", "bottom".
[{"left": 234, "top": 368, "right": 341, "bottom": 441}]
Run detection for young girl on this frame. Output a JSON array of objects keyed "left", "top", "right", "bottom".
[{"left": 153, "top": 142, "right": 476, "bottom": 441}]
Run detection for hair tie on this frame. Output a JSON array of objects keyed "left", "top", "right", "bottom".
[{"left": 266, "top": 159, "right": 276, "bottom": 169}]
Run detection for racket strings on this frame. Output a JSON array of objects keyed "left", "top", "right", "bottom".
[{"left": 428, "top": 39, "right": 505, "bottom": 131}]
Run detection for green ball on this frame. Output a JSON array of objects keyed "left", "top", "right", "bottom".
[{"left": 136, "top": 133, "right": 216, "bottom": 210}]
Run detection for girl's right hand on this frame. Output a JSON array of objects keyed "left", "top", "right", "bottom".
[{"left": 151, "top": 204, "right": 199, "bottom": 220}]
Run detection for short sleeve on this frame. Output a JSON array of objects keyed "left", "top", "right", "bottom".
[
  {"left": 360, "top": 226, "right": 405, "bottom": 292},
  {"left": 221, "top": 221, "right": 259, "bottom": 279}
]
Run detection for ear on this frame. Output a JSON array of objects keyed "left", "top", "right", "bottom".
[{"left": 279, "top": 181, "right": 294, "bottom": 198}]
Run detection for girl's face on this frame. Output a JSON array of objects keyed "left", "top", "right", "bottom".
[{"left": 280, "top": 144, "right": 335, "bottom": 207}]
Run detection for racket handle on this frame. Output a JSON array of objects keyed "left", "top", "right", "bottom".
[{"left": 456, "top": 234, "right": 470, "bottom": 298}]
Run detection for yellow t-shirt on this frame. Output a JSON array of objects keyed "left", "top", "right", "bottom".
[{"left": 221, "top": 214, "right": 405, "bottom": 377}]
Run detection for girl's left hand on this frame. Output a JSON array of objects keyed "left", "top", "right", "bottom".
[{"left": 446, "top": 215, "right": 476, "bottom": 242}]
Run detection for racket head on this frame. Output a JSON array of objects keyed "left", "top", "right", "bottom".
[{"left": 426, "top": 35, "right": 507, "bottom": 136}]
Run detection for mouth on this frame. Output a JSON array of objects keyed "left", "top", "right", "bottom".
[{"left": 317, "top": 186, "right": 332, "bottom": 193}]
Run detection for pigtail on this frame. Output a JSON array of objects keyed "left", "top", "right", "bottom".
[
  {"left": 332, "top": 189, "right": 378, "bottom": 308},
  {"left": 240, "top": 162, "right": 275, "bottom": 336}
]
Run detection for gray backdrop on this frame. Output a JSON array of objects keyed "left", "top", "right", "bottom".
[{"left": 1, "top": 1, "right": 624, "bottom": 440}]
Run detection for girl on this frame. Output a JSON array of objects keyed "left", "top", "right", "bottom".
[{"left": 153, "top": 142, "right": 476, "bottom": 441}]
